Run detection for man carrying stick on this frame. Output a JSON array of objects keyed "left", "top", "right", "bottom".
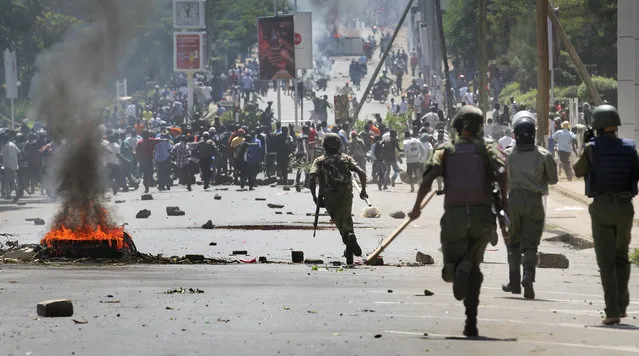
[{"left": 408, "top": 106, "right": 508, "bottom": 337}]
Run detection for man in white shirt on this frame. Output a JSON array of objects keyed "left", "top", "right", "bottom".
[
  {"left": 103, "top": 134, "right": 125, "bottom": 194},
  {"left": 403, "top": 131, "right": 427, "bottom": 192},
  {"left": 126, "top": 102, "right": 137, "bottom": 124},
  {"left": 399, "top": 96, "right": 408, "bottom": 114},
  {"left": 0, "top": 136, "right": 21, "bottom": 201},
  {"left": 498, "top": 127, "right": 515, "bottom": 149}
]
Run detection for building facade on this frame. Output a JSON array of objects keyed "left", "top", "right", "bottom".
[{"left": 618, "top": 0, "right": 638, "bottom": 141}]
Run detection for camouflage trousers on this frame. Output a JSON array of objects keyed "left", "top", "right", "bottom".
[{"left": 324, "top": 186, "right": 354, "bottom": 243}]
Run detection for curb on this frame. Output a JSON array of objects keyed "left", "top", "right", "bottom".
[{"left": 550, "top": 184, "right": 591, "bottom": 206}]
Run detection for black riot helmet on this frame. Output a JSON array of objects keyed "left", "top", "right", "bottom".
[
  {"left": 451, "top": 105, "right": 484, "bottom": 136},
  {"left": 322, "top": 132, "right": 341, "bottom": 153},
  {"left": 591, "top": 104, "right": 621, "bottom": 131},
  {"left": 512, "top": 110, "right": 536, "bottom": 145}
]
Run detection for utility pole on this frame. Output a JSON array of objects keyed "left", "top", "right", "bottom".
[
  {"left": 435, "top": 0, "right": 454, "bottom": 120},
  {"left": 547, "top": 5, "right": 601, "bottom": 105},
  {"left": 274, "top": 0, "right": 282, "bottom": 123},
  {"left": 536, "top": 0, "right": 549, "bottom": 147},
  {"left": 478, "top": 0, "right": 489, "bottom": 120}
]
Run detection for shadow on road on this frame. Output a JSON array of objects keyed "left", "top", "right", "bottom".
[
  {"left": 421, "top": 334, "right": 518, "bottom": 342},
  {"left": 586, "top": 324, "right": 639, "bottom": 331},
  {"left": 494, "top": 296, "right": 556, "bottom": 303}
]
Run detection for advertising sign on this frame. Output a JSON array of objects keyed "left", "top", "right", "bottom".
[
  {"left": 4, "top": 49, "right": 18, "bottom": 99},
  {"left": 294, "top": 12, "right": 312, "bottom": 69},
  {"left": 258, "top": 16, "right": 296, "bottom": 81},
  {"left": 174, "top": 32, "right": 205, "bottom": 71}
]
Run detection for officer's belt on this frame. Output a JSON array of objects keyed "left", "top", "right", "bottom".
[{"left": 593, "top": 194, "right": 633, "bottom": 204}]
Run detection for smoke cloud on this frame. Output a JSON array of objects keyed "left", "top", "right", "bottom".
[{"left": 29, "top": 0, "right": 152, "bottom": 231}]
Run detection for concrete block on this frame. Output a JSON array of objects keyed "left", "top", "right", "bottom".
[
  {"left": 291, "top": 251, "right": 304, "bottom": 263},
  {"left": 136, "top": 209, "right": 151, "bottom": 219},
  {"left": 37, "top": 299, "right": 73, "bottom": 317},
  {"left": 141, "top": 194, "right": 153, "bottom": 201},
  {"left": 537, "top": 252, "right": 569, "bottom": 269},
  {"left": 416, "top": 251, "right": 434, "bottom": 265}
]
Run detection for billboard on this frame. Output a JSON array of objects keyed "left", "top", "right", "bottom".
[
  {"left": 294, "top": 12, "right": 312, "bottom": 70},
  {"left": 4, "top": 49, "right": 18, "bottom": 99},
  {"left": 258, "top": 16, "right": 296, "bottom": 81},
  {"left": 174, "top": 32, "right": 205, "bottom": 71}
]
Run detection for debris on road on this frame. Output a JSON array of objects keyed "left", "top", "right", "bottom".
[
  {"left": 291, "top": 251, "right": 304, "bottom": 263},
  {"left": 214, "top": 195, "right": 222, "bottom": 200},
  {"left": 275, "top": 212, "right": 283, "bottom": 215},
  {"left": 267, "top": 203, "right": 285, "bottom": 209},
  {"left": 387, "top": 289, "right": 393, "bottom": 293},
  {"left": 114, "top": 200, "right": 125, "bottom": 204},
  {"left": 282, "top": 186, "right": 291, "bottom": 191},
  {"left": 390, "top": 211, "right": 406, "bottom": 219},
  {"left": 164, "top": 288, "right": 204, "bottom": 294},
  {"left": 185, "top": 254, "right": 205, "bottom": 262},
  {"left": 201, "top": 220, "right": 215, "bottom": 229},
  {"left": 423, "top": 289, "right": 434, "bottom": 296},
  {"left": 209, "top": 242, "right": 217, "bottom": 246},
  {"left": 26, "top": 218, "right": 46, "bottom": 225},
  {"left": 368, "top": 256, "right": 384, "bottom": 266},
  {"left": 304, "top": 259, "right": 323, "bottom": 264},
  {"left": 331, "top": 261, "right": 341, "bottom": 266},
  {"left": 1, "top": 246, "right": 41, "bottom": 262},
  {"left": 136, "top": 209, "right": 151, "bottom": 219},
  {"left": 416, "top": 251, "right": 435, "bottom": 265},
  {"left": 258, "top": 256, "right": 268, "bottom": 263},
  {"left": 545, "top": 233, "right": 594, "bottom": 250},
  {"left": 166, "top": 207, "right": 185, "bottom": 216},
  {"left": 73, "top": 318, "right": 88, "bottom": 324},
  {"left": 255, "top": 198, "right": 266, "bottom": 201},
  {"left": 537, "top": 252, "right": 569, "bottom": 269},
  {"left": 362, "top": 206, "right": 381, "bottom": 218},
  {"left": 240, "top": 258, "right": 257, "bottom": 263},
  {"left": 37, "top": 299, "right": 74, "bottom": 317},
  {"left": 286, "top": 212, "right": 293, "bottom": 215},
  {"left": 232, "top": 250, "right": 248, "bottom": 256},
  {"left": 374, "top": 334, "right": 382, "bottom": 338},
  {"left": 141, "top": 194, "right": 153, "bottom": 201}
]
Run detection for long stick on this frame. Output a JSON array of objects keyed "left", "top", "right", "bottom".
[
  {"left": 352, "top": 178, "right": 371, "bottom": 206},
  {"left": 353, "top": 0, "right": 415, "bottom": 121},
  {"left": 364, "top": 190, "right": 437, "bottom": 264},
  {"left": 435, "top": 0, "right": 454, "bottom": 120}
]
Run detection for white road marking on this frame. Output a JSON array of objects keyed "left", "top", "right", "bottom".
[
  {"left": 385, "top": 330, "right": 639, "bottom": 353},
  {"left": 382, "top": 314, "right": 639, "bottom": 334}
]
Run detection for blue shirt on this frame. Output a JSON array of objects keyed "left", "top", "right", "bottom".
[
  {"left": 552, "top": 129, "right": 576, "bottom": 153},
  {"left": 155, "top": 140, "right": 173, "bottom": 161}
]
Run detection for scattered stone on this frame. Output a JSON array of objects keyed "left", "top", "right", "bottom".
[
  {"left": 166, "top": 207, "right": 185, "bottom": 216},
  {"left": 537, "top": 252, "right": 569, "bottom": 269},
  {"left": 304, "top": 259, "right": 324, "bottom": 264},
  {"left": 214, "top": 195, "right": 222, "bottom": 200},
  {"left": 331, "top": 261, "right": 342, "bottom": 266},
  {"left": 185, "top": 254, "right": 205, "bottom": 262},
  {"left": 275, "top": 212, "right": 283, "bottom": 215},
  {"left": 361, "top": 206, "right": 381, "bottom": 218},
  {"left": 387, "top": 289, "right": 393, "bottom": 293},
  {"left": 17, "top": 202, "right": 26, "bottom": 206},
  {"left": 390, "top": 211, "right": 406, "bottom": 219},
  {"left": 423, "top": 289, "right": 434, "bottom": 296},
  {"left": 209, "top": 242, "right": 217, "bottom": 246},
  {"left": 37, "top": 299, "right": 74, "bottom": 317},
  {"left": 286, "top": 212, "right": 293, "bottom": 215},
  {"left": 114, "top": 200, "right": 125, "bottom": 204},
  {"left": 255, "top": 198, "right": 266, "bottom": 201},
  {"left": 306, "top": 213, "right": 313, "bottom": 216},
  {"left": 258, "top": 256, "right": 268, "bottom": 263},
  {"left": 136, "top": 209, "right": 151, "bottom": 219},
  {"left": 215, "top": 188, "right": 229, "bottom": 191},
  {"left": 201, "top": 220, "right": 215, "bottom": 229},
  {"left": 270, "top": 184, "right": 277, "bottom": 188},
  {"left": 26, "top": 218, "right": 46, "bottom": 225},
  {"left": 232, "top": 250, "right": 248, "bottom": 256},
  {"left": 291, "top": 251, "right": 304, "bottom": 263},
  {"left": 283, "top": 186, "right": 291, "bottom": 191},
  {"left": 368, "top": 256, "right": 384, "bottom": 266},
  {"left": 416, "top": 251, "right": 435, "bottom": 265},
  {"left": 374, "top": 334, "right": 382, "bottom": 339},
  {"left": 141, "top": 194, "right": 153, "bottom": 201},
  {"left": 545, "top": 234, "right": 594, "bottom": 250},
  {"left": 1, "top": 246, "right": 41, "bottom": 262},
  {"left": 268, "top": 203, "right": 284, "bottom": 209}
]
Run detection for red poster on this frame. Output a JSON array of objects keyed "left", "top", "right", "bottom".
[
  {"left": 175, "top": 33, "right": 202, "bottom": 71},
  {"left": 258, "top": 16, "right": 296, "bottom": 81}
]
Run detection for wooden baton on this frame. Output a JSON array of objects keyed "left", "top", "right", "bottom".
[{"left": 364, "top": 190, "right": 438, "bottom": 264}]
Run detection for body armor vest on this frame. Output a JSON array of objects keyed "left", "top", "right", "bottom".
[
  {"left": 444, "top": 143, "right": 491, "bottom": 207},
  {"left": 586, "top": 136, "right": 638, "bottom": 197}
]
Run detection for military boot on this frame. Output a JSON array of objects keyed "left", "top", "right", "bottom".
[
  {"left": 343, "top": 233, "right": 362, "bottom": 257},
  {"left": 453, "top": 260, "right": 472, "bottom": 301},
  {"left": 502, "top": 247, "right": 521, "bottom": 294},
  {"left": 463, "top": 268, "right": 483, "bottom": 337},
  {"left": 522, "top": 265, "right": 536, "bottom": 300},
  {"left": 343, "top": 248, "right": 354, "bottom": 265}
]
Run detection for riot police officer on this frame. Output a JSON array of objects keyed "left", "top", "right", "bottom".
[
  {"left": 309, "top": 133, "right": 368, "bottom": 265},
  {"left": 502, "top": 111, "right": 558, "bottom": 299},
  {"left": 573, "top": 104, "right": 639, "bottom": 325},
  {"left": 408, "top": 106, "right": 508, "bottom": 337}
]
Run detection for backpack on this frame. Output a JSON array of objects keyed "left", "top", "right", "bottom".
[{"left": 320, "top": 154, "right": 352, "bottom": 189}]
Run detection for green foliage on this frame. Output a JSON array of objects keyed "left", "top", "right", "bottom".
[
  {"left": 384, "top": 111, "right": 410, "bottom": 133},
  {"left": 499, "top": 82, "right": 522, "bottom": 103},
  {"left": 631, "top": 248, "right": 639, "bottom": 266},
  {"left": 577, "top": 76, "right": 618, "bottom": 102}
]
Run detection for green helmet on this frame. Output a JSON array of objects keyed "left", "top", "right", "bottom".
[
  {"left": 322, "top": 133, "right": 341, "bottom": 151},
  {"left": 591, "top": 104, "right": 621, "bottom": 130},
  {"left": 451, "top": 105, "right": 484, "bottom": 134}
]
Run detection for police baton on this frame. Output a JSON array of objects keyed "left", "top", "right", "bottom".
[
  {"left": 364, "top": 190, "right": 437, "bottom": 265},
  {"left": 352, "top": 178, "right": 371, "bottom": 207}
]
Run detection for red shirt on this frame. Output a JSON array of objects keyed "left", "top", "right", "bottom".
[
  {"left": 308, "top": 129, "right": 317, "bottom": 148},
  {"left": 135, "top": 138, "right": 158, "bottom": 160}
]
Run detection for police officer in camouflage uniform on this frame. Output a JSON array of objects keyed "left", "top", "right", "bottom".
[
  {"left": 501, "top": 111, "right": 558, "bottom": 299},
  {"left": 310, "top": 133, "right": 369, "bottom": 265},
  {"left": 408, "top": 106, "right": 508, "bottom": 337},
  {"left": 573, "top": 105, "right": 639, "bottom": 325}
]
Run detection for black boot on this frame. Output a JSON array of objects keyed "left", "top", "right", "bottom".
[
  {"left": 522, "top": 265, "right": 536, "bottom": 300},
  {"left": 344, "top": 248, "right": 354, "bottom": 265},
  {"left": 453, "top": 260, "right": 472, "bottom": 301},
  {"left": 502, "top": 246, "right": 521, "bottom": 294},
  {"left": 463, "top": 267, "right": 483, "bottom": 337},
  {"left": 343, "top": 233, "right": 362, "bottom": 257}
]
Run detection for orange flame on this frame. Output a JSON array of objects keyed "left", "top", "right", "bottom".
[{"left": 41, "top": 225, "right": 127, "bottom": 250}]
